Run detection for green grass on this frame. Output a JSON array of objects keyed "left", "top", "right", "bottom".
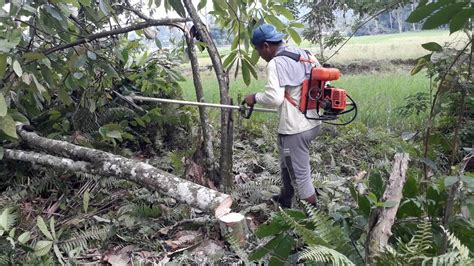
[
  {"left": 191, "top": 30, "right": 465, "bottom": 66},
  {"left": 179, "top": 71, "right": 430, "bottom": 131},
  {"left": 176, "top": 31, "right": 455, "bottom": 131}
]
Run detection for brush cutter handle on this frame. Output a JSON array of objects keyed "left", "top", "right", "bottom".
[{"left": 240, "top": 100, "right": 254, "bottom": 119}]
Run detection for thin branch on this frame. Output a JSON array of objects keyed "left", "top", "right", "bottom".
[
  {"left": 15, "top": 19, "right": 64, "bottom": 43},
  {"left": 42, "top": 18, "right": 189, "bottom": 56},
  {"left": 422, "top": 38, "right": 473, "bottom": 180},
  {"left": 325, "top": 1, "right": 404, "bottom": 62}
]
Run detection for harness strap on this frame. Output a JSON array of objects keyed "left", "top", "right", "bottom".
[{"left": 275, "top": 49, "right": 315, "bottom": 109}]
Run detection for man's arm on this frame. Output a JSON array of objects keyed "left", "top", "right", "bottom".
[{"left": 245, "top": 60, "right": 284, "bottom": 107}]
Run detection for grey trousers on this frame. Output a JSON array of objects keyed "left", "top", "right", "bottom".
[{"left": 278, "top": 125, "right": 321, "bottom": 199}]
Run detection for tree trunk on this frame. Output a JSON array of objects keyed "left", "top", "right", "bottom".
[
  {"left": 366, "top": 153, "right": 410, "bottom": 264},
  {"left": 396, "top": 7, "right": 403, "bottom": 33},
  {"left": 184, "top": 29, "right": 215, "bottom": 175},
  {"left": 411, "top": 3, "right": 416, "bottom": 31},
  {"left": 183, "top": 0, "right": 233, "bottom": 189},
  {"left": 11, "top": 127, "right": 232, "bottom": 216},
  {"left": 389, "top": 11, "right": 393, "bottom": 29}
]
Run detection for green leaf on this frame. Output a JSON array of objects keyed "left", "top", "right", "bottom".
[
  {"left": 49, "top": 217, "right": 56, "bottom": 240},
  {"left": 411, "top": 54, "right": 430, "bottom": 75},
  {"left": 403, "top": 175, "right": 418, "bottom": 198},
  {"left": 169, "top": 0, "right": 186, "bottom": 17},
  {"left": 422, "top": 2, "right": 468, "bottom": 30},
  {"left": 241, "top": 58, "right": 251, "bottom": 86},
  {"left": 155, "top": 38, "right": 162, "bottom": 49},
  {"left": 78, "top": 0, "right": 92, "bottom": 7},
  {"left": 273, "top": 5, "right": 294, "bottom": 20},
  {"left": 249, "top": 234, "right": 284, "bottom": 261},
  {"left": 0, "top": 114, "right": 18, "bottom": 139},
  {"left": 22, "top": 52, "right": 46, "bottom": 60},
  {"left": 99, "top": 0, "right": 111, "bottom": 16},
  {"left": 0, "top": 39, "right": 18, "bottom": 53},
  {"left": 250, "top": 48, "right": 260, "bottom": 65},
  {"left": 460, "top": 175, "right": 474, "bottom": 189},
  {"left": 106, "top": 130, "right": 122, "bottom": 139},
  {"left": 83, "top": 190, "right": 90, "bottom": 213},
  {"left": 223, "top": 50, "right": 237, "bottom": 69},
  {"left": 74, "top": 55, "right": 87, "bottom": 68},
  {"left": 265, "top": 15, "right": 286, "bottom": 31},
  {"left": 0, "top": 92, "right": 7, "bottom": 117},
  {"left": 367, "top": 192, "right": 378, "bottom": 204},
  {"left": 36, "top": 216, "right": 53, "bottom": 240},
  {"left": 287, "top": 28, "right": 301, "bottom": 45},
  {"left": 449, "top": 8, "right": 472, "bottom": 33},
  {"left": 421, "top": 42, "right": 442, "bottom": 52},
  {"left": 13, "top": 60, "right": 23, "bottom": 77},
  {"left": 242, "top": 56, "right": 258, "bottom": 79},
  {"left": 290, "top": 22, "right": 304, "bottom": 28},
  {"left": 9, "top": 109, "right": 29, "bottom": 125},
  {"left": 0, "top": 147, "right": 3, "bottom": 160},
  {"left": 269, "top": 235, "right": 295, "bottom": 266},
  {"left": 58, "top": 87, "right": 72, "bottom": 106},
  {"left": 34, "top": 240, "right": 53, "bottom": 256},
  {"left": 18, "top": 231, "right": 31, "bottom": 244},
  {"left": 0, "top": 54, "right": 6, "bottom": 79},
  {"left": 100, "top": 63, "right": 119, "bottom": 77},
  {"left": 383, "top": 200, "right": 398, "bottom": 208},
  {"left": 444, "top": 176, "right": 459, "bottom": 187},
  {"left": 406, "top": 1, "right": 446, "bottom": 23},
  {"left": 45, "top": 5, "right": 63, "bottom": 21},
  {"left": 197, "top": 0, "right": 207, "bottom": 10},
  {"left": 87, "top": 51, "right": 97, "bottom": 60}
]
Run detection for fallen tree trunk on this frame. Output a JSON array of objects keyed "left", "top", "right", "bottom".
[
  {"left": 366, "top": 153, "right": 409, "bottom": 264},
  {"left": 10, "top": 126, "right": 232, "bottom": 216}
]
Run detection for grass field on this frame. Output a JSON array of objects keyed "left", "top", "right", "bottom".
[
  {"left": 179, "top": 71, "right": 430, "bottom": 131},
  {"left": 192, "top": 30, "right": 464, "bottom": 65},
  {"left": 177, "top": 31, "right": 452, "bottom": 131}
]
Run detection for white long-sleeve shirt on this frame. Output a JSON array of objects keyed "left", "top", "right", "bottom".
[{"left": 255, "top": 59, "right": 321, "bottom": 135}]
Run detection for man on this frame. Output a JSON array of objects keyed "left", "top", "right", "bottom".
[{"left": 244, "top": 24, "right": 321, "bottom": 208}]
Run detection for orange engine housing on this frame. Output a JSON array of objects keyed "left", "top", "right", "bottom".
[
  {"left": 329, "top": 88, "right": 347, "bottom": 110},
  {"left": 299, "top": 68, "right": 347, "bottom": 113}
]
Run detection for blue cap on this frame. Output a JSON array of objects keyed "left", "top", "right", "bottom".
[{"left": 251, "top": 24, "right": 285, "bottom": 46}]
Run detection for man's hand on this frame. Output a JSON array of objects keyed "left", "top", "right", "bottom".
[{"left": 244, "top": 94, "right": 256, "bottom": 106}]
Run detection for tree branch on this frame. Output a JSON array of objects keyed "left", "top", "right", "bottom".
[
  {"left": 42, "top": 18, "right": 189, "bottom": 56},
  {"left": 14, "top": 126, "right": 232, "bottom": 216},
  {"left": 325, "top": 0, "right": 404, "bottom": 62}
]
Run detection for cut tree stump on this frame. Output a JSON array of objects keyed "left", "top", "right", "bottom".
[{"left": 218, "top": 212, "right": 249, "bottom": 247}]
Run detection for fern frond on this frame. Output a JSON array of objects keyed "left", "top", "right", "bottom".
[
  {"left": 133, "top": 204, "right": 162, "bottom": 219},
  {"left": 257, "top": 153, "right": 280, "bottom": 174},
  {"left": 402, "top": 220, "right": 432, "bottom": 260},
  {"left": 59, "top": 226, "right": 110, "bottom": 253},
  {"left": 232, "top": 175, "right": 280, "bottom": 201},
  {"left": 301, "top": 201, "right": 356, "bottom": 255},
  {"left": 226, "top": 234, "right": 249, "bottom": 264},
  {"left": 0, "top": 208, "right": 16, "bottom": 232},
  {"left": 98, "top": 107, "right": 137, "bottom": 125},
  {"left": 0, "top": 255, "right": 10, "bottom": 265},
  {"left": 279, "top": 207, "right": 327, "bottom": 246},
  {"left": 299, "top": 245, "right": 354, "bottom": 266},
  {"left": 420, "top": 228, "right": 474, "bottom": 266},
  {"left": 443, "top": 228, "right": 470, "bottom": 260}
]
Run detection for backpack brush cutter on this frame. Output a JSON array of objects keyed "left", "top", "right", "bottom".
[{"left": 123, "top": 67, "right": 357, "bottom": 125}]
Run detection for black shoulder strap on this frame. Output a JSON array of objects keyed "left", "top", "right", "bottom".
[{"left": 275, "top": 50, "right": 300, "bottom": 62}]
